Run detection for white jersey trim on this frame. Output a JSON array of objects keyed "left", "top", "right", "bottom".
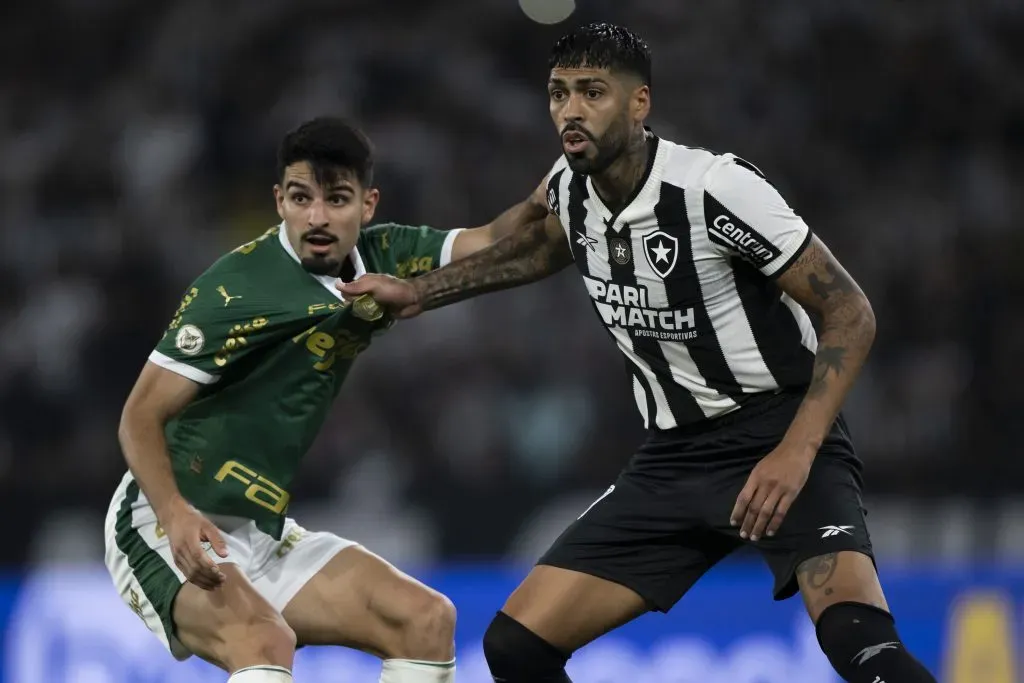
[
  {"left": 439, "top": 228, "right": 464, "bottom": 268},
  {"left": 276, "top": 221, "right": 364, "bottom": 299},
  {"left": 148, "top": 350, "right": 219, "bottom": 385}
]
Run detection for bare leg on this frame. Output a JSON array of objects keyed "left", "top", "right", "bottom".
[
  {"left": 798, "top": 551, "right": 936, "bottom": 682},
  {"left": 482, "top": 564, "right": 650, "bottom": 682},
  {"left": 172, "top": 563, "right": 295, "bottom": 677},
  {"left": 282, "top": 545, "right": 456, "bottom": 682},
  {"left": 796, "top": 550, "right": 888, "bottom": 622},
  {"left": 501, "top": 565, "right": 648, "bottom": 652}
]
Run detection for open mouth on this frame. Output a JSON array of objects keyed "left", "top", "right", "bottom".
[
  {"left": 304, "top": 233, "right": 336, "bottom": 254},
  {"left": 562, "top": 131, "right": 590, "bottom": 154}
]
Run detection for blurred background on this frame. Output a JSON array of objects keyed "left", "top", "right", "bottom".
[{"left": 1, "top": 0, "right": 1022, "bottom": 681}]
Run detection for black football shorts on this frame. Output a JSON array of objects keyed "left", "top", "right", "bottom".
[{"left": 538, "top": 390, "right": 874, "bottom": 611}]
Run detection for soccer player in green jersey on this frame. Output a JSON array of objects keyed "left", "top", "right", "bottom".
[{"left": 104, "top": 117, "right": 509, "bottom": 683}]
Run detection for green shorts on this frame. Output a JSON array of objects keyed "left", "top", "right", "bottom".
[{"left": 103, "top": 471, "right": 354, "bottom": 660}]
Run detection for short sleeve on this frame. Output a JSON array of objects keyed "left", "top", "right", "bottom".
[
  {"left": 543, "top": 155, "right": 570, "bottom": 216},
  {"left": 359, "top": 223, "right": 462, "bottom": 278},
  {"left": 149, "top": 274, "right": 275, "bottom": 384},
  {"left": 703, "top": 156, "right": 812, "bottom": 278}
]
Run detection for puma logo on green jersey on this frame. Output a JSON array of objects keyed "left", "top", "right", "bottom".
[{"left": 217, "top": 285, "right": 243, "bottom": 306}]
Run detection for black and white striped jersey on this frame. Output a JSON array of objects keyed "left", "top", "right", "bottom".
[{"left": 546, "top": 133, "right": 818, "bottom": 430}]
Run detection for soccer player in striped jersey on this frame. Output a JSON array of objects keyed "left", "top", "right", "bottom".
[{"left": 341, "top": 23, "right": 937, "bottom": 683}]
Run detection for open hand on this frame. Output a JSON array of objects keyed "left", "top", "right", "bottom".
[
  {"left": 161, "top": 499, "right": 229, "bottom": 590},
  {"left": 730, "top": 444, "right": 814, "bottom": 542},
  {"left": 337, "top": 274, "right": 422, "bottom": 319}
]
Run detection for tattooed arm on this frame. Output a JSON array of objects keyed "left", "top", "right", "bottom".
[
  {"left": 776, "top": 235, "right": 876, "bottom": 452},
  {"left": 413, "top": 212, "right": 572, "bottom": 311},
  {"left": 339, "top": 178, "right": 573, "bottom": 317},
  {"left": 444, "top": 179, "right": 554, "bottom": 261}
]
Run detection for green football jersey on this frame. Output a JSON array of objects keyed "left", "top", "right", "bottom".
[{"left": 148, "top": 222, "right": 458, "bottom": 538}]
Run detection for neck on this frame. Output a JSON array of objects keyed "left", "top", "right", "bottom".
[{"left": 590, "top": 129, "right": 651, "bottom": 213}]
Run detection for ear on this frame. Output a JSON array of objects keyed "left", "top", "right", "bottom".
[
  {"left": 361, "top": 187, "right": 380, "bottom": 224},
  {"left": 633, "top": 84, "right": 651, "bottom": 122},
  {"left": 273, "top": 184, "right": 285, "bottom": 221}
]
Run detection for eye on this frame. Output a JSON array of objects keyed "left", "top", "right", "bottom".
[
  {"left": 291, "top": 193, "right": 309, "bottom": 204},
  {"left": 586, "top": 89, "right": 603, "bottom": 100},
  {"left": 329, "top": 195, "right": 350, "bottom": 206},
  {"left": 549, "top": 89, "right": 567, "bottom": 102}
]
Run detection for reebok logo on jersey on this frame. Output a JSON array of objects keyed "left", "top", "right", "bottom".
[
  {"left": 820, "top": 525, "right": 854, "bottom": 538},
  {"left": 576, "top": 230, "right": 598, "bottom": 251},
  {"left": 642, "top": 230, "right": 679, "bottom": 278},
  {"left": 705, "top": 194, "right": 782, "bottom": 268}
]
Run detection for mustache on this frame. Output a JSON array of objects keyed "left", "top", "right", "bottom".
[{"left": 561, "top": 123, "right": 596, "bottom": 141}]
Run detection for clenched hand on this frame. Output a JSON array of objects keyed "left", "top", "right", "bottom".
[{"left": 337, "top": 274, "right": 422, "bottom": 319}]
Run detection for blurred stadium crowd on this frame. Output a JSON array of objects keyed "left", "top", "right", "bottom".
[{"left": 1, "top": 0, "right": 1022, "bottom": 567}]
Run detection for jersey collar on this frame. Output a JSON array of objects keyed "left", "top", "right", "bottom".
[{"left": 277, "top": 222, "right": 366, "bottom": 299}]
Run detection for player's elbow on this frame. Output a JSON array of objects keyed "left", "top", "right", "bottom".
[
  {"left": 117, "top": 393, "right": 164, "bottom": 459},
  {"left": 853, "top": 294, "right": 876, "bottom": 343},
  {"left": 822, "top": 293, "right": 875, "bottom": 345},
  {"left": 117, "top": 399, "right": 145, "bottom": 455}
]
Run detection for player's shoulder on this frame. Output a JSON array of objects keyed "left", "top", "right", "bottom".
[
  {"left": 358, "top": 221, "right": 432, "bottom": 250},
  {"left": 359, "top": 221, "right": 407, "bottom": 239},
  {"left": 215, "top": 225, "right": 285, "bottom": 266},
  {"left": 658, "top": 138, "right": 769, "bottom": 194},
  {"left": 541, "top": 155, "right": 574, "bottom": 214},
  {"left": 190, "top": 225, "right": 285, "bottom": 291},
  {"left": 546, "top": 154, "right": 571, "bottom": 180},
  {"left": 358, "top": 222, "right": 440, "bottom": 276}
]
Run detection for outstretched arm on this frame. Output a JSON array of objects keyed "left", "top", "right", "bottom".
[
  {"left": 444, "top": 178, "right": 554, "bottom": 260},
  {"left": 339, "top": 179, "right": 573, "bottom": 317},
  {"left": 412, "top": 212, "right": 571, "bottom": 312}
]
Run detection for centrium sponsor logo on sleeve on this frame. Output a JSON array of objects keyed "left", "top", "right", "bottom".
[{"left": 4, "top": 570, "right": 838, "bottom": 683}]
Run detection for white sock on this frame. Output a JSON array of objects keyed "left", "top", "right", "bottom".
[
  {"left": 379, "top": 658, "right": 456, "bottom": 682},
  {"left": 228, "top": 665, "right": 293, "bottom": 682}
]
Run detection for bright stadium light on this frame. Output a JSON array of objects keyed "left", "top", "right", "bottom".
[{"left": 519, "top": 0, "right": 576, "bottom": 25}]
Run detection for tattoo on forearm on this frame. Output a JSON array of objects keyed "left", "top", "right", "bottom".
[
  {"left": 797, "top": 552, "right": 838, "bottom": 594},
  {"left": 789, "top": 244, "right": 874, "bottom": 402},
  {"left": 807, "top": 345, "right": 848, "bottom": 398},
  {"left": 807, "top": 263, "right": 855, "bottom": 301},
  {"left": 416, "top": 221, "right": 572, "bottom": 311}
]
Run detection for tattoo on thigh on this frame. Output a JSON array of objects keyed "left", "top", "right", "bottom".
[{"left": 798, "top": 552, "right": 838, "bottom": 593}]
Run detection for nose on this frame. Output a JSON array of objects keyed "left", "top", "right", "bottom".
[
  {"left": 562, "top": 93, "right": 586, "bottom": 124},
  {"left": 307, "top": 198, "right": 329, "bottom": 229}
]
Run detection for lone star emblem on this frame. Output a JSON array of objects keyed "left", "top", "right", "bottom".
[
  {"left": 642, "top": 230, "right": 679, "bottom": 278},
  {"left": 650, "top": 240, "right": 671, "bottom": 263}
]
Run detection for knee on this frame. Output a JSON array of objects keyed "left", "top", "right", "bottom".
[
  {"left": 227, "top": 610, "right": 296, "bottom": 671},
  {"left": 414, "top": 590, "right": 457, "bottom": 643},
  {"left": 817, "top": 602, "right": 936, "bottom": 683},
  {"left": 483, "top": 611, "right": 569, "bottom": 682},
  {"left": 392, "top": 589, "right": 456, "bottom": 659}
]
